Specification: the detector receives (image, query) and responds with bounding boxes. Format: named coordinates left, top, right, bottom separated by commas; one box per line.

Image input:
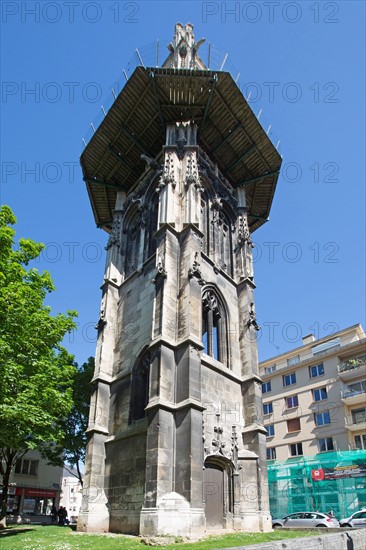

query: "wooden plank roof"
left=81, top=66, right=282, bottom=233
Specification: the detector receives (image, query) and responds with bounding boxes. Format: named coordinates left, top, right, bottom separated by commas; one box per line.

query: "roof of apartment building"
left=259, top=323, right=365, bottom=373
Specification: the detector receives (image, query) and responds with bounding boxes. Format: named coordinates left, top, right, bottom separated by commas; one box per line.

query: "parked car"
left=339, top=509, right=366, bottom=528
left=272, top=512, right=340, bottom=528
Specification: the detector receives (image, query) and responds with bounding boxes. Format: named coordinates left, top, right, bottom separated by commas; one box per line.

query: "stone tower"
left=78, top=23, right=282, bottom=536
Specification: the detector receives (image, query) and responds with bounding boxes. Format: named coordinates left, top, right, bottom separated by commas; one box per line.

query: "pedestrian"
left=51, top=504, right=58, bottom=525
left=58, top=506, right=65, bottom=526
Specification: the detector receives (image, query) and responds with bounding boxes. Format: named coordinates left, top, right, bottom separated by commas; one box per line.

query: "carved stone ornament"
left=166, top=23, right=206, bottom=70
left=124, top=167, right=162, bottom=212
left=95, top=308, right=107, bottom=332
left=248, top=302, right=261, bottom=331
left=153, top=259, right=167, bottom=284
left=203, top=414, right=241, bottom=471
left=157, top=152, right=176, bottom=191
left=237, top=211, right=252, bottom=248
left=176, top=124, right=187, bottom=160
left=185, top=153, right=203, bottom=190
left=188, top=252, right=206, bottom=285
left=105, top=214, right=121, bottom=250
left=140, top=153, right=160, bottom=170
left=202, top=290, right=220, bottom=317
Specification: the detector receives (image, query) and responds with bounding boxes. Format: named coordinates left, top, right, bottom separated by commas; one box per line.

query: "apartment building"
left=59, top=466, right=83, bottom=524
left=4, top=450, right=62, bottom=519
left=259, top=324, right=366, bottom=517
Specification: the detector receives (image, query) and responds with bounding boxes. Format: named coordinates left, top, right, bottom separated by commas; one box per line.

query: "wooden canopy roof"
left=81, top=66, right=282, bottom=233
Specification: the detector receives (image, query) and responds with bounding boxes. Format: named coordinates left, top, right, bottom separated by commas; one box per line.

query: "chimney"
left=302, top=334, right=316, bottom=345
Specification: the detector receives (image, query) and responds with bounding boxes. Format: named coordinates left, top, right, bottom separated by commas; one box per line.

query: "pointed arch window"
left=202, top=289, right=228, bottom=367
left=124, top=206, right=142, bottom=277
left=216, top=209, right=232, bottom=276
left=146, top=191, right=159, bottom=259
left=129, top=354, right=150, bottom=423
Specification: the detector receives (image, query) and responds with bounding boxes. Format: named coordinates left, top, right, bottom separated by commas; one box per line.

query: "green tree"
left=41, top=357, right=94, bottom=485
left=0, top=206, right=77, bottom=527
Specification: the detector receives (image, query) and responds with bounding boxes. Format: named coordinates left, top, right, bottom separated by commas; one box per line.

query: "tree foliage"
left=41, top=357, right=94, bottom=485
left=0, top=206, right=77, bottom=525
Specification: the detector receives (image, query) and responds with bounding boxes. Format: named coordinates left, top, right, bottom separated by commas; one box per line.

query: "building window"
left=287, top=418, right=301, bottom=432
left=309, top=363, right=324, bottom=378
left=318, top=437, right=334, bottom=452
left=315, top=411, right=331, bottom=426
left=263, top=402, right=273, bottom=415
left=262, top=381, right=272, bottom=394
left=283, top=372, right=296, bottom=387
left=202, top=289, right=228, bottom=366
left=266, top=424, right=275, bottom=437
left=354, top=434, right=366, bottom=450
left=285, top=395, right=299, bottom=409
left=211, top=205, right=233, bottom=276
left=313, top=387, right=328, bottom=401
left=14, top=459, right=39, bottom=476
left=287, top=355, right=300, bottom=366
left=267, top=448, right=276, bottom=460
left=290, top=442, right=303, bottom=456
left=265, top=364, right=276, bottom=374
left=129, top=353, right=150, bottom=423
left=351, top=408, right=366, bottom=425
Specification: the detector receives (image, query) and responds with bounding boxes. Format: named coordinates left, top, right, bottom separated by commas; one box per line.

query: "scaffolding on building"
left=267, top=450, right=366, bottom=519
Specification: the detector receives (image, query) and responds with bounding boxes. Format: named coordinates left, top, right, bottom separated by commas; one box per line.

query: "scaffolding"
left=267, top=450, right=366, bottom=519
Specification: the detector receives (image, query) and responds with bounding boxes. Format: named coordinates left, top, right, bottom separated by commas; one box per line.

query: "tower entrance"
left=204, top=462, right=224, bottom=528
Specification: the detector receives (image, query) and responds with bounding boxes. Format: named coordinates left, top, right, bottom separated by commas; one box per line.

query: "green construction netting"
left=267, top=450, right=366, bottom=519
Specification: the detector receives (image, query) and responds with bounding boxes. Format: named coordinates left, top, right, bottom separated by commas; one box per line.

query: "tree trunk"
left=76, top=461, right=83, bottom=487
left=0, top=450, right=15, bottom=529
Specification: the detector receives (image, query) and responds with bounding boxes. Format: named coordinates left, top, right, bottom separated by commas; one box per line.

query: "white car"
left=272, top=512, right=340, bottom=528
left=339, top=509, right=366, bottom=528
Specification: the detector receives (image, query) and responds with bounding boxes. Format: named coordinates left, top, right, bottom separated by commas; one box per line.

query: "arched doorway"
left=203, top=457, right=234, bottom=529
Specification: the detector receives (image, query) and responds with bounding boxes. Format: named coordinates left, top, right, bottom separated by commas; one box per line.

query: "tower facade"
left=78, top=24, right=282, bottom=536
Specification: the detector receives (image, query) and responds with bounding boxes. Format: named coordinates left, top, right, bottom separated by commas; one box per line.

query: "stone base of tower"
left=237, top=511, right=272, bottom=532
left=77, top=501, right=110, bottom=533
left=140, top=493, right=206, bottom=537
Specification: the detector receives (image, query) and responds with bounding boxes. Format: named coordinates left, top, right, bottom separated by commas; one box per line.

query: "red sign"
left=311, top=469, right=325, bottom=481
left=24, top=489, right=57, bottom=497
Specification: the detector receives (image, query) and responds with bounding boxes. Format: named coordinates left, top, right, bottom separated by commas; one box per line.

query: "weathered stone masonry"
left=78, top=23, right=282, bottom=536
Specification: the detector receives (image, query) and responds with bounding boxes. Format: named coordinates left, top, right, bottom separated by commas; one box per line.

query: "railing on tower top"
left=81, top=38, right=282, bottom=155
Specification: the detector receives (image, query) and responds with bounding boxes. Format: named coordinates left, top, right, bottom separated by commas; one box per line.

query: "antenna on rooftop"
left=136, top=48, right=145, bottom=68
left=220, top=53, right=228, bottom=71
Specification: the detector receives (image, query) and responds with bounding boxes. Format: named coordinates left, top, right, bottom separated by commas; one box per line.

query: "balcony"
left=338, top=354, right=366, bottom=380
left=341, top=383, right=366, bottom=406
left=345, top=411, right=366, bottom=432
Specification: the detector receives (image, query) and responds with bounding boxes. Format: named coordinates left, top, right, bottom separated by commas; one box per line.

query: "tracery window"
left=145, top=191, right=159, bottom=259
left=129, top=353, right=150, bottom=423
left=124, top=187, right=159, bottom=277
left=199, top=185, right=234, bottom=278
left=202, top=288, right=228, bottom=366
left=124, top=205, right=142, bottom=278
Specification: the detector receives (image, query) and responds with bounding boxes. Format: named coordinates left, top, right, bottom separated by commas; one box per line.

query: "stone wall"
left=219, top=529, right=366, bottom=550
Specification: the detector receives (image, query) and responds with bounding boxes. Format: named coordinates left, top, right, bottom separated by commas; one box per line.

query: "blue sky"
left=1, top=1, right=365, bottom=363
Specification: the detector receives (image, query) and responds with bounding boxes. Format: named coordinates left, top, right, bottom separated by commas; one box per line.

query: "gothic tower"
left=78, top=23, right=282, bottom=536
